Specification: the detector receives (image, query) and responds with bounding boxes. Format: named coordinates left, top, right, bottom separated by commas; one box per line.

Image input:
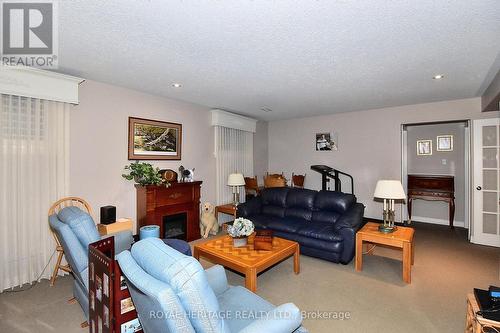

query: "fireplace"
left=136, top=181, right=202, bottom=241
left=163, top=213, right=187, bottom=240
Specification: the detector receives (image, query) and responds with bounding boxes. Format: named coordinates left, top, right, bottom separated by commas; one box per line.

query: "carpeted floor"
left=1, top=222, right=498, bottom=332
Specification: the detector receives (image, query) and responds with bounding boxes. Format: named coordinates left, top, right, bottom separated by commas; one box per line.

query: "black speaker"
left=100, top=206, right=116, bottom=225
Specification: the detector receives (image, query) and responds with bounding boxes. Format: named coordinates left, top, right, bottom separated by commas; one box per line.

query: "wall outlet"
left=441, top=159, right=447, bottom=165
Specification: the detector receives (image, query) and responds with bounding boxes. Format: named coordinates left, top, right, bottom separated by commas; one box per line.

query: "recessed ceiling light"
left=172, top=83, right=182, bottom=88
left=433, top=74, right=444, bottom=80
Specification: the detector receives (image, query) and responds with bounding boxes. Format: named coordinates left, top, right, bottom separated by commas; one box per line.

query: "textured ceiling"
left=57, top=0, right=500, bottom=120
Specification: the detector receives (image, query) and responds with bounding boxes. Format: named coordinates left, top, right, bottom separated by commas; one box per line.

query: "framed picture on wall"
left=315, top=132, right=338, bottom=151
left=436, top=135, right=453, bottom=151
left=416, top=140, right=432, bottom=156
left=128, top=117, right=182, bottom=160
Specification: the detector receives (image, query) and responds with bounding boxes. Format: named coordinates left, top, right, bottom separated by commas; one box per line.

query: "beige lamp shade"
left=374, top=180, right=406, bottom=199
left=227, top=173, right=245, bottom=186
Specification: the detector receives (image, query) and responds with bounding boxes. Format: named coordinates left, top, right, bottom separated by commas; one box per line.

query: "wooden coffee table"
left=193, top=234, right=300, bottom=292
left=355, top=222, right=415, bottom=283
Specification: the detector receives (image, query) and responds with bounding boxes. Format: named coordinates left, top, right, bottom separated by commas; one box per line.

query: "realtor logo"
left=1, top=0, right=58, bottom=68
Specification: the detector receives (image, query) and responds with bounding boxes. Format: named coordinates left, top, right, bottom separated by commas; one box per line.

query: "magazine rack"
left=88, top=237, right=143, bottom=333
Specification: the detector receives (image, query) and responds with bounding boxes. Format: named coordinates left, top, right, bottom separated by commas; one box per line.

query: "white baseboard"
left=410, top=215, right=466, bottom=228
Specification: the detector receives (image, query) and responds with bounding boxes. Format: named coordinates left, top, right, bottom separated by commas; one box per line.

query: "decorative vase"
left=232, top=236, right=248, bottom=247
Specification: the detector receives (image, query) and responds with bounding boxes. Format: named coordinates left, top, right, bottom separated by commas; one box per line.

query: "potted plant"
left=227, top=218, right=255, bottom=247
left=122, top=162, right=170, bottom=187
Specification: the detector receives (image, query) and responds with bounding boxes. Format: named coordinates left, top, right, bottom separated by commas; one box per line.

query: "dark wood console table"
left=407, top=174, right=455, bottom=228
left=136, top=181, right=202, bottom=241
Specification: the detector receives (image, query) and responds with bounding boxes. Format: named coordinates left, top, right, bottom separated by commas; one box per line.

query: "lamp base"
left=378, top=224, right=397, bottom=233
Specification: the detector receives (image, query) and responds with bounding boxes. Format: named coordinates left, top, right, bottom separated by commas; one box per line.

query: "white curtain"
left=214, top=126, right=254, bottom=213
left=0, top=94, right=69, bottom=291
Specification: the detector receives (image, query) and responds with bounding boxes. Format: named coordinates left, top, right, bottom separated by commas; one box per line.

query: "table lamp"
left=228, top=173, right=245, bottom=206
left=374, top=180, right=406, bottom=233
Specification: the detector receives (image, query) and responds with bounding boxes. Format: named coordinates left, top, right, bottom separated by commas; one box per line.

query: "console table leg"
left=293, top=246, right=300, bottom=274
left=407, top=198, right=413, bottom=224
left=449, top=199, right=455, bottom=229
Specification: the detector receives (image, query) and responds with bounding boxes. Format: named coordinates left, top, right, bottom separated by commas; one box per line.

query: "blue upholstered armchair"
left=116, top=238, right=308, bottom=333
left=48, top=206, right=133, bottom=320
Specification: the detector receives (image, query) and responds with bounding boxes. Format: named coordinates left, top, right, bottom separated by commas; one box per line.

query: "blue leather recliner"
left=237, top=188, right=365, bottom=264
left=116, top=238, right=308, bottom=333
left=48, top=206, right=133, bottom=320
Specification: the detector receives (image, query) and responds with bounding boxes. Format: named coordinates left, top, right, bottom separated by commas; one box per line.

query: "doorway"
left=471, top=118, right=500, bottom=247
left=401, top=120, right=470, bottom=231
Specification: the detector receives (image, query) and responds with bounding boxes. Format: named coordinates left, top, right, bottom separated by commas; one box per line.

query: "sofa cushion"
left=285, top=189, right=316, bottom=210
left=296, top=223, right=343, bottom=242
left=314, top=191, right=356, bottom=214
left=131, top=238, right=229, bottom=333
left=273, top=231, right=344, bottom=253
left=285, top=207, right=312, bottom=221
left=311, top=211, right=341, bottom=224
left=58, top=206, right=100, bottom=249
left=266, top=217, right=308, bottom=234
left=262, top=205, right=285, bottom=218
left=261, top=188, right=289, bottom=207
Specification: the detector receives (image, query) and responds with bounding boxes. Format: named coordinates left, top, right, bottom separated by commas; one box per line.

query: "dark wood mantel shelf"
left=136, top=181, right=202, bottom=241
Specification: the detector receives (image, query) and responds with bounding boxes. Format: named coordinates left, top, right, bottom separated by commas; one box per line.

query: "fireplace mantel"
left=135, top=181, right=202, bottom=241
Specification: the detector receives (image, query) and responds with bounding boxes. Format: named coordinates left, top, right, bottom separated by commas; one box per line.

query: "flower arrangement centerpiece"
left=227, top=217, right=255, bottom=247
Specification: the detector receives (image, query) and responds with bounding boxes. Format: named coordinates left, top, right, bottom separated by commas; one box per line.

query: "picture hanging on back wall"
left=128, top=117, right=182, bottom=160
left=436, top=135, right=453, bottom=152
left=316, top=132, right=338, bottom=151
left=416, top=139, right=432, bottom=156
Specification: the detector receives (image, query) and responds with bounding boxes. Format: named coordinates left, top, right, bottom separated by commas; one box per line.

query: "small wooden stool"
left=465, top=293, right=500, bottom=333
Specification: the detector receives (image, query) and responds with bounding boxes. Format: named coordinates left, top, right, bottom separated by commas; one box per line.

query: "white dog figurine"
left=200, top=202, right=219, bottom=238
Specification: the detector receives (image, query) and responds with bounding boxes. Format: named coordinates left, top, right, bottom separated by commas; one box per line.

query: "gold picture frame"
left=128, top=117, right=182, bottom=160
left=436, top=135, right=453, bottom=152
left=416, top=140, right=432, bottom=156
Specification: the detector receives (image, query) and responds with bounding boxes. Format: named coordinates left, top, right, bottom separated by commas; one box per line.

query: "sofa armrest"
left=204, top=265, right=229, bottom=296
left=237, top=197, right=262, bottom=218
left=334, top=203, right=365, bottom=232
left=239, top=303, right=302, bottom=333
left=101, top=230, right=134, bottom=254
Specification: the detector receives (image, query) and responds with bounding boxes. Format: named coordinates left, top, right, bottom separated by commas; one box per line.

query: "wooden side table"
left=355, top=222, right=415, bottom=283
left=215, top=203, right=237, bottom=230
left=465, top=293, right=500, bottom=333
left=97, top=219, right=133, bottom=236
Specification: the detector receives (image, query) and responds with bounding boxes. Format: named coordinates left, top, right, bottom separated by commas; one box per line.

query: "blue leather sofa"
left=117, top=238, right=308, bottom=333
left=237, top=188, right=364, bottom=264
left=48, top=207, right=133, bottom=320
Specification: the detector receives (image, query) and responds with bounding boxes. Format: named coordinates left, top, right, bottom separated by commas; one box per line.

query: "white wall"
left=268, top=97, right=493, bottom=222
left=253, top=120, right=269, bottom=184
left=70, top=80, right=215, bottom=231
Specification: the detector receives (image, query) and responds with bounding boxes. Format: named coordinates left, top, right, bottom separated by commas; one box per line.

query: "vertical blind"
left=0, top=94, right=69, bottom=291
left=214, top=126, right=254, bottom=211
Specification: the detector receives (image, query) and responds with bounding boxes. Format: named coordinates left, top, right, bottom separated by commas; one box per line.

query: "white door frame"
left=400, top=120, right=471, bottom=230
left=471, top=117, right=500, bottom=247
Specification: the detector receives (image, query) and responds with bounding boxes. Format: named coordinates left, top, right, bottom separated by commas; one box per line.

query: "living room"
left=0, top=1, right=499, bottom=333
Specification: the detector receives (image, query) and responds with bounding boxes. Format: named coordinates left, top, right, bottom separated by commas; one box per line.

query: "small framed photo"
left=417, top=140, right=432, bottom=156
left=103, top=273, right=109, bottom=297
left=315, top=132, right=338, bottom=151
left=120, top=297, right=135, bottom=314
left=437, top=135, right=453, bottom=151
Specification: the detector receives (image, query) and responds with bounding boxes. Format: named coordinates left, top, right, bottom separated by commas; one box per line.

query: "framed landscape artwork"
left=128, top=117, right=182, bottom=160
left=416, top=139, right=432, bottom=156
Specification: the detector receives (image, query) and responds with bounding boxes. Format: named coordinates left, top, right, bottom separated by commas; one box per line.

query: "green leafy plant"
left=122, top=162, right=169, bottom=186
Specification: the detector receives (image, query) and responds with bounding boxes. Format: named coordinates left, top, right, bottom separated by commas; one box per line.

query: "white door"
left=472, top=118, right=500, bottom=247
